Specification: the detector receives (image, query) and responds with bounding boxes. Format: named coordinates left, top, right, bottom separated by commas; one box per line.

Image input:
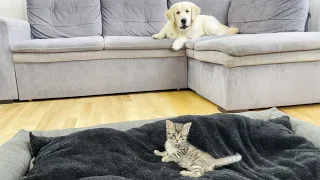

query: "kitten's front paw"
left=172, top=40, right=184, bottom=51
left=180, top=170, right=191, bottom=176
left=161, top=156, right=171, bottom=162
left=154, top=150, right=159, bottom=153
left=152, top=34, right=162, bottom=40
left=180, top=170, right=202, bottom=178
left=154, top=150, right=160, bottom=155
left=154, top=150, right=167, bottom=157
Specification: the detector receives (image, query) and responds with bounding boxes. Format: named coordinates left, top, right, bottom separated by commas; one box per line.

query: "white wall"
left=0, top=0, right=27, bottom=20
left=0, top=0, right=319, bottom=31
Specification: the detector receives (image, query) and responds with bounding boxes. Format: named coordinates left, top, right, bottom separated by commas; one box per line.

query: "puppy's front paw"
left=152, top=34, right=162, bottom=40
left=172, top=40, right=184, bottom=51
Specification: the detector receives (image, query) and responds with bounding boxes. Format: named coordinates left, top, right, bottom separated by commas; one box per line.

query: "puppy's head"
left=166, top=2, right=201, bottom=31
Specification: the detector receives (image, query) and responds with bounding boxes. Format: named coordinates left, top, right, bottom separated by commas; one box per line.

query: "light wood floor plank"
left=0, top=90, right=319, bottom=145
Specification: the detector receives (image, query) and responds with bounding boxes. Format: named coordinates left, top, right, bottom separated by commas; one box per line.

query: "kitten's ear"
left=166, top=120, right=174, bottom=129
left=182, top=122, right=192, bottom=135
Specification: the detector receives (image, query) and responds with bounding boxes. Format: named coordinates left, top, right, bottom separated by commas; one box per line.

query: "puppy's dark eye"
left=186, top=10, right=189, bottom=13
left=176, top=11, right=180, bottom=14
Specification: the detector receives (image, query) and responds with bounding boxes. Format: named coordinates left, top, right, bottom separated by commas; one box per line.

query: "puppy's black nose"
left=181, top=18, right=187, bottom=24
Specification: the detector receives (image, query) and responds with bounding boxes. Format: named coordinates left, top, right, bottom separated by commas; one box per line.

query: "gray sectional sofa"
left=1, top=0, right=318, bottom=111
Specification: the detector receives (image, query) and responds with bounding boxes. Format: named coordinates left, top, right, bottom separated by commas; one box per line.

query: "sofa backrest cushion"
left=27, top=0, right=102, bottom=39
left=101, top=0, right=167, bottom=36
left=168, top=0, right=231, bottom=25
left=228, top=0, right=310, bottom=34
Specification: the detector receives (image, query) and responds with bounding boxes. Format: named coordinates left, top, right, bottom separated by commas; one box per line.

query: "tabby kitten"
left=154, top=120, right=242, bottom=178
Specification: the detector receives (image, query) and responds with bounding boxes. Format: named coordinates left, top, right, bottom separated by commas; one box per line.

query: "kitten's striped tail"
left=214, top=153, right=242, bottom=167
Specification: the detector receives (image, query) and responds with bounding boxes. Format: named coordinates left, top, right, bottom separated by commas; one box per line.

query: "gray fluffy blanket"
left=25, top=114, right=320, bottom=180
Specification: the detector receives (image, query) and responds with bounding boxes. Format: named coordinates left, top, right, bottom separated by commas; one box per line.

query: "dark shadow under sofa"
left=0, top=0, right=318, bottom=112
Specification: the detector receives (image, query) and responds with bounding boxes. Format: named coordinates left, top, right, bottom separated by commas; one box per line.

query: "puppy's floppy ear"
left=191, top=3, right=201, bottom=22
left=166, top=6, right=175, bottom=22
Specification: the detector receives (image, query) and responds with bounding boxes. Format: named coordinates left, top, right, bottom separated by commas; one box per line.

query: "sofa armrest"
left=0, top=17, right=31, bottom=100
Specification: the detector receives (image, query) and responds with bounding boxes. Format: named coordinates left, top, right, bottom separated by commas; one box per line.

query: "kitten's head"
left=166, top=120, right=192, bottom=144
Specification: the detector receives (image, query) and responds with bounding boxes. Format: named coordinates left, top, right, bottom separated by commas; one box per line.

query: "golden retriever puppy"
left=153, top=2, right=239, bottom=51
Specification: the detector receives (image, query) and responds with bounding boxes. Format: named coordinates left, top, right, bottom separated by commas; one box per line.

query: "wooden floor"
left=0, top=90, right=319, bottom=145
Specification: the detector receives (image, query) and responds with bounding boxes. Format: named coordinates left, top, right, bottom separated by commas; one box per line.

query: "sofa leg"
left=0, top=100, right=14, bottom=104
left=218, top=106, right=249, bottom=113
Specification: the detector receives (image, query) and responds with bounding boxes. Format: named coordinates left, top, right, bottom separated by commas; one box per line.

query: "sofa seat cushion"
left=104, top=36, right=236, bottom=50
left=13, top=49, right=185, bottom=63
left=188, top=49, right=320, bottom=68
left=11, top=36, right=104, bottom=53
left=104, top=36, right=175, bottom=50
left=194, top=32, right=320, bottom=56
left=186, top=35, right=235, bottom=50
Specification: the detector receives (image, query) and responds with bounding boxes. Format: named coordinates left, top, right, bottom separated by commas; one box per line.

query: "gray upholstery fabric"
left=27, top=0, right=102, bottom=39
left=104, top=36, right=175, bottom=50
left=239, top=107, right=320, bottom=148
left=194, top=32, right=320, bottom=56
left=11, top=36, right=104, bottom=53
left=15, top=57, right=188, bottom=100
left=188, top=49, right=320, bottom=68
left=168, top=0, right=231, bottom=25
left=0, top=17, right=31, bottom=100
left=269, top=108, right=320, bottom=148
left=13, top=50, right=185, bottom=63
left=309, top=0, right=320, bottom=32
left=0, top=130, right=31, bottom=180
left=228, top=0, right=310, bottom=34
left=186, top=35, right=235, bottom=50
left=188, top=58, right=228, bottom=109
left=188, top=58, right=320, bottom=111
left=186, top=49, right=195, bottom=59
left=101, top=0, right=167, bottom=36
